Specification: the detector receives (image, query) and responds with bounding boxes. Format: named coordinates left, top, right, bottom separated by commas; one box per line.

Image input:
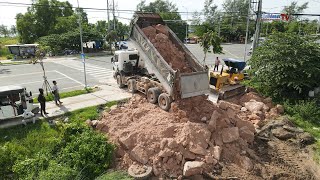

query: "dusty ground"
left=90, top=91, right=320, bottom=179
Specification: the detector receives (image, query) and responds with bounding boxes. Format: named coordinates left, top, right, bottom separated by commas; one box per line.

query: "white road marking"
left=54, top=70, right=85, bottom=86
left=8, top=77, right=67, bottom=86
left=53, top=60, right=114, bottom=81
left=223, top=49, right=240, bottom=59
left=0, top=70, right=55, bottom=79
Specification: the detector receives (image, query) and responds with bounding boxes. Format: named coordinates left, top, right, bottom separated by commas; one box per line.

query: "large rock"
left=271, top=127, right=294, bottom=140
left=183, top=161, right=204, bottom=177
left=236, top=155, right=254, bottom=171
left=130, top=145, right=149, bottom=164
left=205, top=155, right=218, bottom=165
left=219, top=100, right=242, bottom=111
left=189, top=142, right=208, bottom=156
left=158, top=148, right=174, bottom=158
left=236, top=119, right=255, bottom=133
left=208, top=110, right=220, bottom=132
left=239, top=126, right=255, bottom=143
left=221, top=127, right=240, bottom=143
left=276, top=104, right=285, bottom=114
left=212, top=146, right=222, bottom=161
left=244, top=100, right=265, bottom=113
left=119, top=133, right=137, bottom=150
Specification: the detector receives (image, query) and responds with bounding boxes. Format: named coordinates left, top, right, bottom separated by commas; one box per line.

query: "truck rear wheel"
left=116, top=74, right=124, bottom=88
left=147, top=87, right=161, bottom=104
left=158, top=93, right=172, bottom=111
left=128, top=79, right=137, bottom=93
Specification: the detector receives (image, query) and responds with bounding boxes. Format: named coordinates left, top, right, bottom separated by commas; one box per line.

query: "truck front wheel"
left=147, top=87, right=161, bottom=104
left=116, top=74, right=125, bottom=88
left=158, top=93, right=172, bottom=111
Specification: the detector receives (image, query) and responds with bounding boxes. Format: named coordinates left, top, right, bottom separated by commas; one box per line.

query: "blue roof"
left=222, top=58, right=246, bottom=71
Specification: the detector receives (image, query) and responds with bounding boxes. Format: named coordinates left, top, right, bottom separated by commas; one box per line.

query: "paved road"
left=0, top=43, right=250, bottom=95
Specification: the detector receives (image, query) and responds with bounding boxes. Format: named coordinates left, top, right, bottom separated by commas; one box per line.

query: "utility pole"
left=186, top=9, right=188, bottom=43
left=317, top=16, right=320, bottom=35
left=218, top=16, right=221, bottom=37
left=252, top=0, right=262, bottom=54
left=76, top=0, right=87, bottom=88
left=244, top=0, right=251, bottom=61
left=107, top=0, right=110, bottom=31
left=112, top=0, right=116, bottom=30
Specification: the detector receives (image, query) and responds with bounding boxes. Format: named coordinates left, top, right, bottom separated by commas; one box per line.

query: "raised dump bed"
left=112, top=13, right=209, bottom=110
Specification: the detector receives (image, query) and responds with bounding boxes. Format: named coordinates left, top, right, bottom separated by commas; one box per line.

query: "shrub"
left=57, top=127, right=114, bottom=179
left=12, top=153, right=50, bottom=179
left=285, top=100, right=320, bottom=125
left=38, top=161, right=78, bottom=180
left=6, top=54, right=13, bottom=59
left=96, top=171, right=133, bottom=180
left=249, top=33, right=320, bottom=101
left=0, top=143, right=29, bottom=179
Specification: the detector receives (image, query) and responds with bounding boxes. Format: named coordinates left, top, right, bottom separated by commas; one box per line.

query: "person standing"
left=214, top=57, right=220, bottom=72
left=38, top=88, right=48, bottom=116
left=52, top=80, right=62, bottom=106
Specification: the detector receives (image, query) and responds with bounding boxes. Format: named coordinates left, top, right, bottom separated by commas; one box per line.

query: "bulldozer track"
left=268, top=140, right=316, bottom=180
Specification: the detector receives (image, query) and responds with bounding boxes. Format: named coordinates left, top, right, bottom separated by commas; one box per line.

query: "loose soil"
left=142, top=24, right=194, bottom=73
left=95, top=92, right=320, bottom=179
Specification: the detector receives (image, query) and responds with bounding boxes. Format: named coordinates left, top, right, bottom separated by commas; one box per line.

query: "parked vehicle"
left=111, top=13, right=209, bottom=111
left=0, top=86, right=39, bottom=120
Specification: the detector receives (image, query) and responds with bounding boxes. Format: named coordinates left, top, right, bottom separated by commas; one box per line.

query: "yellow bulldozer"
left=209, top=58, right=247, bottom=100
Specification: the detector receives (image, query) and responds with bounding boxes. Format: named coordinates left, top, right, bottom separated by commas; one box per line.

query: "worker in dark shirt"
left=37, top=88, right=48, bottom=116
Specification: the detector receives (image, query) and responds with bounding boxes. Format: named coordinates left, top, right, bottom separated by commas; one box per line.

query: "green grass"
left=96, top=171, right=133, bottom=180
left=0, top=37, right=18, bottom=60
left=33, top=88, right=94, bottom=103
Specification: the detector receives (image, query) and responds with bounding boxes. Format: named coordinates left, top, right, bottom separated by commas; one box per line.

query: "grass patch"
left=0, top=102, right=118, bottom=179
left=284, top=100, right=320, bottom=163
left=0, top=37, right=18, bottom=60
left=96, top=171, right=133, bottom=180
left=33, top=88, right=93, bottom=103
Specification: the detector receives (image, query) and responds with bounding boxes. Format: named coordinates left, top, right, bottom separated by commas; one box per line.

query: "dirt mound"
left=93, top=92, right=316, bottom=179
left=142, top=24, right=194, bottom=73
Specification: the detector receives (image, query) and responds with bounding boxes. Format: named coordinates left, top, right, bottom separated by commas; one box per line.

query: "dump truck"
left=112, top=13, right=209, bottom=110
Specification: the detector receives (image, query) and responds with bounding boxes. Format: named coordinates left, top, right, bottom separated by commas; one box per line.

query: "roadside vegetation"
left=246, top=32, right=320, bottom=161
left=0, top=101, right=126, bottom=179
left=0, top=37, right=18, bottom=60
left=33, top=88, right=94, bottom=103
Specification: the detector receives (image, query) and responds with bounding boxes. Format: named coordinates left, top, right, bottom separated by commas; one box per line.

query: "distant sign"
left=262, top=13, right=289, bottom=21
left=81, top=53, right=85, bottom=63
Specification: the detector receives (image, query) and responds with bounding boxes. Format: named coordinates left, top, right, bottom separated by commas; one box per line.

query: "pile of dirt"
left=92, top=91, right=317, bottom=179
left=93, top=92, right=272, bottom=178
left=141, top=24, right=194, bottom=73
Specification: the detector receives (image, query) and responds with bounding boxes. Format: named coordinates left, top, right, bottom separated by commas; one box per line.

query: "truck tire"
left=147, top=87, right=161, bottom=104
left=116, top=74, right=125, bottom=88
left=158, top=93, right=172, bottom=111
left=128, top=79, right=137, bottom=93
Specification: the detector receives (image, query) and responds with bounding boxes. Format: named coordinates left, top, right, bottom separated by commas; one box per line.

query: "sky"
left=0, top=0, right=319, bottom=27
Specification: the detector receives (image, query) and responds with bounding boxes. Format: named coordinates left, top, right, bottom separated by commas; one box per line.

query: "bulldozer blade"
left=208, top=91, right=219, bottom=104
left=219, top=84, right=246, bottom=100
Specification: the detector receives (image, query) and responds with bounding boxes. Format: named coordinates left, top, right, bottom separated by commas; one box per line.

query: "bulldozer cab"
left=210, top=58, right=246, bottom=88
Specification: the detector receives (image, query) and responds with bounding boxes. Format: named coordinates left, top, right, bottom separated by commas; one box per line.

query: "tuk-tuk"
left=0, top=86, right=39, bottom=120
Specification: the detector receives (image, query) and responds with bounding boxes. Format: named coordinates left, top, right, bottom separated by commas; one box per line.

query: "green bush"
left=6, top=54, right=13, bottom=59
left=0, top=143, right=28, bottom=179
left=249, top=33, right=320, bottom=101
left=285, top=100, right=320, bottom=125
left=38, top=161, right=78, bottom=180
left=57, top=128, right=114, bottom=179
left=12, top=153, right=50, bottom=179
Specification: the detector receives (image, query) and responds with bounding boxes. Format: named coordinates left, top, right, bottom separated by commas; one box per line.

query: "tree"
left=10, top=25, right=17, bottom=36
left=249, top=33, right=320, bottom=100
left=16, top=0, right=78, bottom=43
left=282, top=1, right=308, bottom=21
left=0, top=25, right=10, bottom=37
left=200, top=30, right=223, bottom=63
left=136, top=0, right=186, bottom=41
left=203, top=0, right=218, bottom=25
